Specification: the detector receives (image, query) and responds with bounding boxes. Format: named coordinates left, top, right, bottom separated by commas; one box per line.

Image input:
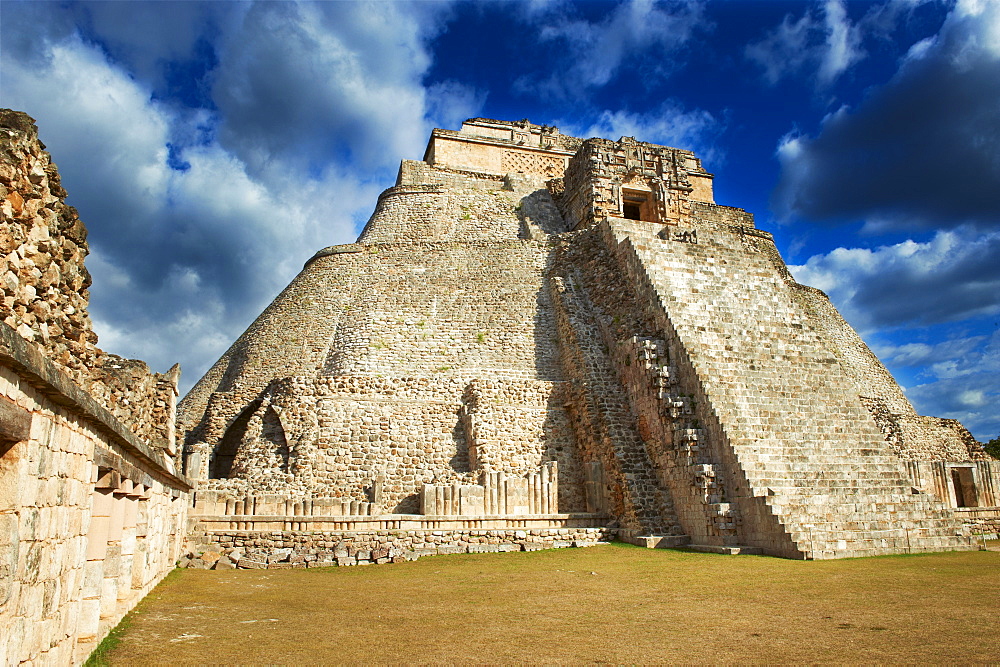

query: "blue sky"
left=1, top=0, right=997, bottom=440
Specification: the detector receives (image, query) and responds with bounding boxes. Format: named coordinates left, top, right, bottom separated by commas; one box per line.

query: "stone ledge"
left=192, top=512, right=610, bottom=533
left=0, top=321, right=191, bottom=490
left=686, top=544, right=765, bottom=556
left=619, top=534, right=691, bottom=549
left=304, top=243, right=365, bottom=267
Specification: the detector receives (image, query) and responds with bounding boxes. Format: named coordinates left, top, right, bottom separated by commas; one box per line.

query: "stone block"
left=199, top=550, right=222, bottom=564
left=0, top=513, right=18, bottom=606
left=459, top=485, right=485, bottom=515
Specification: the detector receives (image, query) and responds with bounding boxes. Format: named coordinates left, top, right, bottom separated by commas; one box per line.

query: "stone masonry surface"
left=0, top=109, right=190, bottom=664
left=0, top=110, right=180, bottom=459
left=178, top=117, right=996, bottom=565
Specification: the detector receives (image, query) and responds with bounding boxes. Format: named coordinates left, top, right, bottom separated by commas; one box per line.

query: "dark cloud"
left=853, top=231, right=1000, bottom=327
left=791, top=228, right=1000, bottom=330
left=0, top=1, right=476, bottom=393
left=774, top=2, right=1000, bottom=231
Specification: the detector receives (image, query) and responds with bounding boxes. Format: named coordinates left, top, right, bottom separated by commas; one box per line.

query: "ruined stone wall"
left=897, top=415, right=985, bottom=461
left=424, top=119, right=578, bottom=179
left=180, top=239, right=564, bottom=456
left=358, top=185, right=524, bottom=243
left=559, top=137, right=713, bottom=231
left=0, top=110, right=178, bottom=455
left=185, top=526, right=611, bottom=570
left=0, top=322, right=188, bottom=664
left=191, top=374, right=586, bottom=515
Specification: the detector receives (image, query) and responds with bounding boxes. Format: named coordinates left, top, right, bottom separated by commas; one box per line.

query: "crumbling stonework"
left=0, top=109, right=190, bottom=664
left=0, top=110, right=180, bottom=458
left=0, top=304, right=189, bottom=664
left=180, top=117, right=996, bottom=563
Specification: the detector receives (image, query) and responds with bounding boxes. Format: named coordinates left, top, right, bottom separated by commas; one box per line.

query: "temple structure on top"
left=178, top=118, right=997, bottom=560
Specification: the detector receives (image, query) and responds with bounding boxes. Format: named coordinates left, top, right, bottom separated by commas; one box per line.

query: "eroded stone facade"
left=0, top=110, right=190, bottom=664
left=180, top=117, right=997, bottom=564
left=0, top=110, right=180, bottom=457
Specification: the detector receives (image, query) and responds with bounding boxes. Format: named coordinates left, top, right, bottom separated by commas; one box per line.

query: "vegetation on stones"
left=985, top=436, right=1000, bottom=459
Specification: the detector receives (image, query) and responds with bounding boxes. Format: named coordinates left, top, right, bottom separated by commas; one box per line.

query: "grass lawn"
left=98, top=543, right=999, bottom=664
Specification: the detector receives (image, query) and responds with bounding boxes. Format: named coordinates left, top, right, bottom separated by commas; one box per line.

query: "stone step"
left=753, top=483, right=921, bottom=497
left=746, top=470, right=912, bottom=484
left=799, top=540, right=972, bottom=556
left=793, top=528, right=971, bottom=544
left=789, top=528, right=967, bottom=544
left=804, top=541, right=977, bottom=560
left=766, top=499, right=955, bottom=515
left=738, top=456, right=904, bottom=468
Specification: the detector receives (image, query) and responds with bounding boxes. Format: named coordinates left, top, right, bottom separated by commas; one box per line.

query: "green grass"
left=100, top=544, right=1000, bottom=664
left=85, top=568, right=184, bottom=666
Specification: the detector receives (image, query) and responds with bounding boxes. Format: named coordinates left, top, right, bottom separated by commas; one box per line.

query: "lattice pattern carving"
left=501, top=149, right=564, bottom=178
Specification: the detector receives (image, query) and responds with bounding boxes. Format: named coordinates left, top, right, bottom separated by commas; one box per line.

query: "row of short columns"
left=77, top=469, right=149, bottom=659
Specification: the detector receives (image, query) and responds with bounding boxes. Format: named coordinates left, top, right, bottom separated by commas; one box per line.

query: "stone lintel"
left=0, top=321, right=191, bottom=490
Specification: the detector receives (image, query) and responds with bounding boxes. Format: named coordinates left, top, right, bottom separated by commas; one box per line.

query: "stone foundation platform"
left=185, top=524, right=614, bottom=569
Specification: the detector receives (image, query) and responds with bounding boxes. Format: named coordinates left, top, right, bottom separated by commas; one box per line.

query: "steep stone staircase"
left=548, top=272, right=687, bottom=542
left=606, top=219, right=974, bottom=558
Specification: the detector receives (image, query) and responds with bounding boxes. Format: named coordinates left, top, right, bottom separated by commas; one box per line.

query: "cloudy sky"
left=1, top=0, right=997, bottom=440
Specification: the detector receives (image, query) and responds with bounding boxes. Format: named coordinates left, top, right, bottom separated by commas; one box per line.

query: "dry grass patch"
left=102, top=544, right=1000, bottom=664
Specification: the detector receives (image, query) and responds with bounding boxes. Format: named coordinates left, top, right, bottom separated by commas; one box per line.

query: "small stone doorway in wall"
left=950, top=465, right=978, bottom=508
left=621, top=189, right=654, bottom=222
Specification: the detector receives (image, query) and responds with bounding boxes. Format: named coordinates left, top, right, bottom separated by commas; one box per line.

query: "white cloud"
left=789, top=228, right=1000, bottom=333
left=0, top=1, right=478, bottom=394
left=746, top=0, right=864, bottom=86
left=519, top=0, right=709, bottom=97
left=563, top=103, right=723, bottom=165
left=819, top=0, right=865, bottom=84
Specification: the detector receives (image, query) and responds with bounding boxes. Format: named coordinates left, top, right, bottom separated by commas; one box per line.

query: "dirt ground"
left=99, top=543, right=1000, bottom=664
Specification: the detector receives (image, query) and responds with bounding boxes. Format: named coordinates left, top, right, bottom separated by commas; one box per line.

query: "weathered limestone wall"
left=180, top=240, right=565, bottom=457
left=358, top=184, right=524, bottom=243
left=558, top=137, right=714, bottom=232
left=424, top=119, right=578, bottom=179
left=0, top=110, right=179, bottom=456
left=598, top=213, right=972, bottom=557
left=0, top=322, right=189, bottom=665
left=190, top=375, right=586, bottom=514
left=183, top=525, right=611, bottom=570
